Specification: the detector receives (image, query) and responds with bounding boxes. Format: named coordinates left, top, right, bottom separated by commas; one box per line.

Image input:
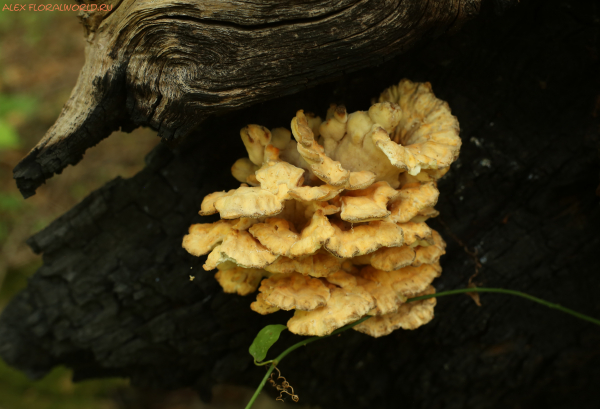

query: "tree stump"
left=2, top=0, right=599, bottom=408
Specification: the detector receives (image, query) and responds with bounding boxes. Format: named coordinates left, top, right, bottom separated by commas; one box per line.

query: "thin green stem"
left=253, top=359, right=274, bottom=366
left=245, top=364, right=277, bottom=409
left=245, top=287, right=600, bottom=408
left=411, top=287, right=600, bottom=326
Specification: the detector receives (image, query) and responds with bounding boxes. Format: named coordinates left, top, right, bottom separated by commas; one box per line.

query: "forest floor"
left=0, top=3, right=293, bottom=409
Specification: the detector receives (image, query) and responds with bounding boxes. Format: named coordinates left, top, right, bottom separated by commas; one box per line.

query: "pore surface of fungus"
left=182, top=79, right=460, bottom=337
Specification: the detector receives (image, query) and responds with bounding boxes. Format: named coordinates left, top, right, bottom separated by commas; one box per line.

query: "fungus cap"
left=325, top=270, right=358, bottom=288
left=377, top=79, right=461, bottom=175
left=388, top=263, right=441, bottom=297
left=256, top=160, right=305, bottom=195
left=399, top=222, right=434, bottom=247
left=249, top=218, right=299, bottom=257
left=231, top=158, right=259, bottom=185
left=251, top=293, right=281, bottom=315
left=182, top=220, right=234, bottom=257
left=353, top=245, right=416, bottom=271
left=289, top=210, right=336, bottom=257
left=389, top=182, right=439, bottom=224
left=241, top=124, right=272, bottom=165
left=288, top=184, right=343, bottom=202
left=325, top=220, right=404, bottom=258
left=258, top=273, right=331, bottom=311
left=291, top=110, right=377, bottom=190
left=265, top=251, right=342, bottom=278
left=199, top=190, right=233, bottom=216
left=287, top=286, right=375, bottom=336
left=214, top=267, right=266, bottom=296
left=353, top=271, right=406, bottom=316
left=413, top=230, right=446, bottom=266
left=213, top=186, right=285, bottom=219
left=353, top=286, right=436, bottom=337
left=340, top=181, right=399, bottom=222
left=204, top=230, right=278, bottom=270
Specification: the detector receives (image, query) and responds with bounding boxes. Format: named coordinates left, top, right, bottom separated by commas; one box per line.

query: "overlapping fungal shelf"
left=183, top=79, right=461, bottom=337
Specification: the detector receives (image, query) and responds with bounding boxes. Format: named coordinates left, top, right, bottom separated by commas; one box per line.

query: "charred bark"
left=2, top=0, right=600, bottom=408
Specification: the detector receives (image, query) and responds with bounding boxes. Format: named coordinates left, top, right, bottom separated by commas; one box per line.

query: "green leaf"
left=249, top=324, right=287, bottom=362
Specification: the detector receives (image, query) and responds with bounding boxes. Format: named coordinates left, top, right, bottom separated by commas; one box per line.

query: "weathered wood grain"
left=13, top=0, right=482, bottom=197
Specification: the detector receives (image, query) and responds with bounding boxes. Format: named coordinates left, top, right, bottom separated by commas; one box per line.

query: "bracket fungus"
left=183, top=79, right=460, bottom=337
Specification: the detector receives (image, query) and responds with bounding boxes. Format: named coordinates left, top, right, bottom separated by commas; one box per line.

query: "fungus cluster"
left=183, top=79, right=460, bottom=337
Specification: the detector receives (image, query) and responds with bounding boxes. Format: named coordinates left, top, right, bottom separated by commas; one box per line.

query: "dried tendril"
left=268, top=366, right=299, bottom=403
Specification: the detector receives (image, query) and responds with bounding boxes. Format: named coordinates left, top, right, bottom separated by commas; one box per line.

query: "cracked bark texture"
left=2, top=0, right=600, bottom=408
left=12, top=0, right=483, bottom=198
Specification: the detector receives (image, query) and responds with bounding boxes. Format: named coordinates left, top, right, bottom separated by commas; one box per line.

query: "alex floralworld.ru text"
left=2, top=3, right=113, bottom=12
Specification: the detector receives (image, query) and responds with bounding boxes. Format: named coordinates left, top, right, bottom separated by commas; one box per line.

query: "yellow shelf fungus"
left=183, top=79, right=460, bottom=337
